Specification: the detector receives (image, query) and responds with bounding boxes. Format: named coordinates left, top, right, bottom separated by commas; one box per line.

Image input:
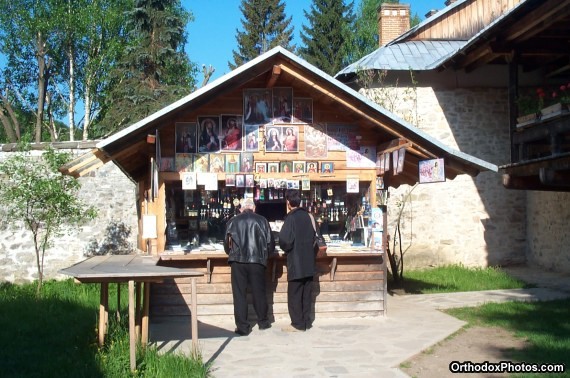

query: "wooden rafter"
left=266, top=65, right=281, bottom=88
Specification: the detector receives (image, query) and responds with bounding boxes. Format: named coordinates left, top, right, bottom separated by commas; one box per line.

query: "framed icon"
left=321, top=162, right=334, bottom=173
left=255, top=162, right=267, bottom=173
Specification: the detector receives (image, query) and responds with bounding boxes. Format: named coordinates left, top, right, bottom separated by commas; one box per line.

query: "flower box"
left=541, top=102, right=562, bottom=117
left=516, top=113, right=538, bottom=126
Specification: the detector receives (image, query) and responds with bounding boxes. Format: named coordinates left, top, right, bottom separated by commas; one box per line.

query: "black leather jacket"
left=224, top=210, right=275, bottom=267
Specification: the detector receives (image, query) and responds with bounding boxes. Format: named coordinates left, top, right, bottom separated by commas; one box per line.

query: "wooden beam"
left=376, top=138, right=411, bottom=155
left=266, top=65, right=281, bottom=88
left=539, top=167, right=570, bottom=187
left=59, top=149, right=110, bottom=176
left=502, top=173, right=570, bottom=192
left=504, top=1, right=570, bottom=43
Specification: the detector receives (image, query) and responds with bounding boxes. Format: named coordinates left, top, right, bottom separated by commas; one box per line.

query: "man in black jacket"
left=224, top=198, right=275, bottom=336
left=279, top=189, right=316, bottom=332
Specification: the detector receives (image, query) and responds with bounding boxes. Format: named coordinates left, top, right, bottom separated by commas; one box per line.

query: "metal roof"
left=335, top=0, right=529, bottom=79
left=336, top=40, right=467, bottom=76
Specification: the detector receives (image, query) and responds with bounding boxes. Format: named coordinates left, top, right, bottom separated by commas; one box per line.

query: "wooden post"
left=191, top=277, right=199, bottom=353
left=135, top=282, right=142, bottom=339
left=116, top=283, right=121, bottom=321
left=141, top=282, right=150, bottom=346
left=98, top=282, right=109, bottom=346
left=129, top=280, right=136, bottom=372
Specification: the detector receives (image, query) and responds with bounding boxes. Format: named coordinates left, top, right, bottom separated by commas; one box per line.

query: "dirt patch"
left=400, top=326, right=530, bottom=378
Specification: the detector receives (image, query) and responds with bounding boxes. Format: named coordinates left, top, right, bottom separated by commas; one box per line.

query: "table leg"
left=129, top=280, right=136, bottom=372
left=135, top=282, right=142, bottom=339
left=141, top=282, right=150, bottom=346
left=98, top=282, right=109, bottom=347
left=191, top=277, right=198, bottom=352
left=116, top=283, right=121, bottom=321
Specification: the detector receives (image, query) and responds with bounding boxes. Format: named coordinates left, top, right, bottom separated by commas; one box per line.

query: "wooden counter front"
left=150, top=250, right=386, bottom=323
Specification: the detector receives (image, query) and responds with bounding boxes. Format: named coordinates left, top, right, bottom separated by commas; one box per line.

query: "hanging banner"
left=396, top=147, right=406, bottom=174
left=419, top=158, right=446, bottom=183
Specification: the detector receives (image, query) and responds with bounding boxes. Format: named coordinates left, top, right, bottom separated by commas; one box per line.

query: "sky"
left=183, top=0, right=446, bottom=84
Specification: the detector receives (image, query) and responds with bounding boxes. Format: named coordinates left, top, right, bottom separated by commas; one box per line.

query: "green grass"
left=447, top=300, right=570, bottom=378
left=389, top=264, right=532, bottom=294
left=0, top=279, right=210, bottom=377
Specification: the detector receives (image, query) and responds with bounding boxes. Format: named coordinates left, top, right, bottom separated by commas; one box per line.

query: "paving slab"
left=150, top=267, right=570, bottom=377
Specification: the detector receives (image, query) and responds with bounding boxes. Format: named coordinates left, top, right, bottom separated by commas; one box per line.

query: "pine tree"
left=298, top=0, right=355, bottom=76
left=348, top=0, right=421, bottom=64
left=229, top=0, right=294, bottom=70
left=96, top=0, right=196, bottom=136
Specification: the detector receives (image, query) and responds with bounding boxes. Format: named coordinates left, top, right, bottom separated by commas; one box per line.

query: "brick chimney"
left=378, top=3, right=410, bottom=47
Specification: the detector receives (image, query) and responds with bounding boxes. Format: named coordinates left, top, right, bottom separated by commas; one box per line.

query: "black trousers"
left=287, top=276, right=314, bottom=330
left=230, top=262, right=269, bottom=332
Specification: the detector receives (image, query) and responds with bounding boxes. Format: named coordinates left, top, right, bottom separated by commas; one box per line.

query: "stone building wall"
left=0, top=147, right=138, bottom=283
left=378, top=87, right=528, bottom=269
left=527, top=191, right=570, bottom=272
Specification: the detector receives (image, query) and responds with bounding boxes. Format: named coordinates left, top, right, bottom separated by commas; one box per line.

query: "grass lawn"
left=389, top=264, right=532, bottom=294
left=448, top=300, right=570, bottom=377
left=0, top=279, right=210, bottom=377
left=395, top=265, right=569, bottom=377
left=1, top=265, right=566, bottom=377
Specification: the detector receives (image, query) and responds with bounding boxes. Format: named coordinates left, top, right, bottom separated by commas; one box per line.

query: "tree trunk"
left=0, top=105, right=18, bottom=143
left=67, top=43, right=76, bottom=141
left=35, top=31, right=48, bottom=143
left=0, top=92, right=21, bottom=142
left=45, top=92, right=58, bottom=141
left=83, top=75, right=92, bottom=140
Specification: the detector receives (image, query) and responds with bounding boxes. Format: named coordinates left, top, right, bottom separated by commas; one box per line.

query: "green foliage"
left=0, top=0, right=134, bottom=142
left=298, top=0, right=355, bottom=76
left=230, top=0, right=294, bottom=70
left=346, top=0, right=390, bottom=62
left=95, top=0, right=197, bottom=137
left=0, top=279, right=211, bottom=376
left=0, top=143, right=97, bottom=294
left=447, top=299, right=570, bottom=373
left=390, top=264, right=530, bottom=294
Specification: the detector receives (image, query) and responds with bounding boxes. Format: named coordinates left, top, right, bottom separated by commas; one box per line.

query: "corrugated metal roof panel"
left=336, top=40, right=467, bottom=76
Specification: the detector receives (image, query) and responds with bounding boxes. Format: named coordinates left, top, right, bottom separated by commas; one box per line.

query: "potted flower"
left=516, top=88, right=544, bottom=124
left=558, top=83, right=570, bottom=110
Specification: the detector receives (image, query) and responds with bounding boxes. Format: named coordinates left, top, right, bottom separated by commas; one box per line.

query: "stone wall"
left=527, top=191, right=570, bottom=272
left=0, top=147, right=138, bottom=283
left=378, top=87, right=528, bottom=269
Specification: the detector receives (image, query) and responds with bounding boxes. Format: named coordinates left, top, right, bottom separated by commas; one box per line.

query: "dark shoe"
left=234, top=328, right=251, bottom=336
left=258, top=322, right=272, bottom=330
left=281, top=324, right=305, bottom=332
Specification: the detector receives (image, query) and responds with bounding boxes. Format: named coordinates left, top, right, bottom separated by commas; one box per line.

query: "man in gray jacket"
left=279, top=189, right=316, bottom=332
left=224, top=198, right=275, bottom=336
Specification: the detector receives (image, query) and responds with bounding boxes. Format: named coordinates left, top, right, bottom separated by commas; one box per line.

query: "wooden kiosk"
left=150, top=86, right=388, bottom=321
left=61, top=47, right=494, bottom=323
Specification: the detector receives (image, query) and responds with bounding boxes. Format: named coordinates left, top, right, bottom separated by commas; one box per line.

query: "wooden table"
left=59, top=254, right=203, bottom=371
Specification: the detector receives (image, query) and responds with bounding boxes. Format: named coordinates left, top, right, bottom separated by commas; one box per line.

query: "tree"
left=298, top=0, right=355, bottom=76
left=346, top=0, right=422, bottom=64
left=0, top=0, right=65, bottom=143
left=0, top=0, right=135, bottom=143
left=77, top=0, right=133, bottom=140
left=229, top=0, right=294, bottom=70
left=95, top=0, right=197, bottom=137
left=0, top=142, right=97, bottom=295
